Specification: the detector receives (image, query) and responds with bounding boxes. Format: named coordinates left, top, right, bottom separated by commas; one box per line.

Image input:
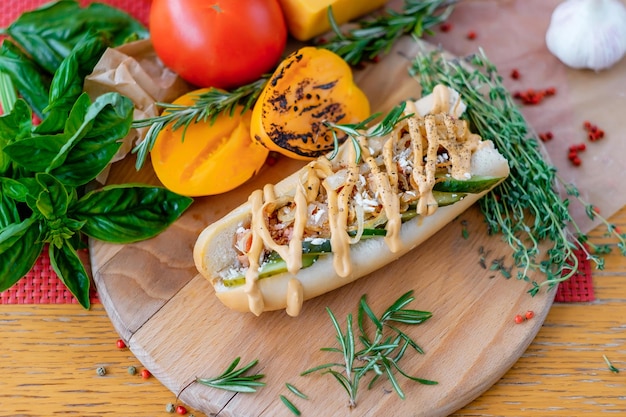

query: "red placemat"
left=0, top=0, right=593, bottom=304
left=0, top=246, right=99, bottom=305
left=554, top=245, right=595, bottom=303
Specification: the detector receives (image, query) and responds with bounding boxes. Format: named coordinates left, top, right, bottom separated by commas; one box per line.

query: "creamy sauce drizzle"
left=240, top=85, right=482, bottom=316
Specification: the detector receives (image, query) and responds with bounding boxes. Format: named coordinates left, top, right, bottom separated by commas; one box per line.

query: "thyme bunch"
left=409, top=48, right=626, bottom=294
left=130, top=76, right=269, bottom=169
left=302, top=291, right=436, bottom=408
left=320, top=0, right=457, bottom=66
left=195, top=357, right=266, bottom=393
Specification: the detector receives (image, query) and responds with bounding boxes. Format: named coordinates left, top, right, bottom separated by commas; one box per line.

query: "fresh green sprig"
left=320, top=0, right=457, bottom=66
left=131, top=76, right=269, bottom=170
left=302, top=291, right=436, bottom=408
left=196, top=357, right=266, bottom=393
left=324, top=102, right=410, bottom=162
left=409, top=47, right=626, bottom=294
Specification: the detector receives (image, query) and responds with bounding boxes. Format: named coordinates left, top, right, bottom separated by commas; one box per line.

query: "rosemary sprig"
left=320, top=0, right=457, bottom=66
left=130, top=75, right=269, bottom=169
left=409, top=47, right=626, bottom=294
left=195, top=357, right=266, bottom=393
left=324, top=102, right=410, bottom=162
left=302, top=291, right=436, bottom=408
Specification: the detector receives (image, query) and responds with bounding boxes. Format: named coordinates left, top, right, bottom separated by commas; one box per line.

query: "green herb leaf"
left=36, top=30, right=110, bottom=134
left=0, top=71, right=18, bottom=114
left=49, top=237, right=91, bottom=308
left=4, top=93, right=132, bottom=186
left=0, top=183, right=20, bottom=227
left=0, top=98, right=33, bottom=145
left=0, top=41, right=50, bottom=118
left=0, top=217, right=44, bottom=291
left=51, top=92, right=132, bottom=186
left=285, top=383, right=308, bottom=399
left=4, top=0, right=148, bottom=75
left=603, top=354, right=620, bottom=373
left=68, top=184, right=193, bottom=244
left=34, top=173, right=70, bottom=220
left=279, top=395, right=302, bottom=416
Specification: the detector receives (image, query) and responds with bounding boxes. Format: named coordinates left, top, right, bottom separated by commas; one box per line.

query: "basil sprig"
left=0, top=1, right=191, bottom=308
left=0, top=93, right=193, bottom=308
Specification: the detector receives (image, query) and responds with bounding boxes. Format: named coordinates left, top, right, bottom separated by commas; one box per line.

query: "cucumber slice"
left=432, top=190, right=467, bottom=206
left=302, top=239, right=332, bottom=254
left=433, top=175, right=503, bottom=194
left=222, top=254, right=319, bottom=287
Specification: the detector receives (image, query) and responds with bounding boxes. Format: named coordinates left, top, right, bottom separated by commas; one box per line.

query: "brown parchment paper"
left=84, top=0, right=625, bottom=234
left=83, top=39, right=191, bottom=180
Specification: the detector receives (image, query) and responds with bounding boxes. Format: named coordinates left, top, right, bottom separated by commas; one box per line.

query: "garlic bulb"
left=545, top=0, right=626, bottom=71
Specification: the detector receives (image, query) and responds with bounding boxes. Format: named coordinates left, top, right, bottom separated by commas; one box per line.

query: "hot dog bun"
left=193, top=86, right=510, bottom=316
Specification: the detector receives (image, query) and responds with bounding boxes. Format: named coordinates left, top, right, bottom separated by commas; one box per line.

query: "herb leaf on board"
left=69, top=185, right=193, bottom=244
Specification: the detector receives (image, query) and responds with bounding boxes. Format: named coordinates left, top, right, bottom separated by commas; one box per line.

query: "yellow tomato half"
left=151, top=89, right=269, bottom=196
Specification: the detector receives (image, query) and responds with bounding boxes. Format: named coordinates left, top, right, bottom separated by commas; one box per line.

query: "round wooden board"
left=90, top=37, right=554, bottom=417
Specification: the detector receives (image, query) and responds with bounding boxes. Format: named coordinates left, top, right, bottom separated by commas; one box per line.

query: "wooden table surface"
left=1, top=203, right=625, bottom=417
left=2, top=1, right=626, bottom=415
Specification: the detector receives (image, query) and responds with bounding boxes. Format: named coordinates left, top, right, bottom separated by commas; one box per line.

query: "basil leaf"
left=51, top=92, right=132, bottom=186
left=0, top=99, right=34, bottom=176
left=0, top=188, right=20, bottom=227
left=49, top=238, right=91, bottom=309
left=36, top=30, right=110, bottom=134
left=0, top=41, right=50, bottom=118
left=4, top=0, right=148, bottom=75
left=34, top=173, right=70, bottom=220
left=0, top=177, right=30, bottom=203
left=0, top=98, right=33, bottom=145
left=3, top=133, right=67, bottom=173
left=69, top=185, right=193, bottom=244
left=0, top=216, right=44, bottom=291
left=4, top=92, right=132, bottom=186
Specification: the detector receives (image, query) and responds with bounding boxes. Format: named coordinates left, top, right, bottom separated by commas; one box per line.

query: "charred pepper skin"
left=251, top=47, right=370, bottom=160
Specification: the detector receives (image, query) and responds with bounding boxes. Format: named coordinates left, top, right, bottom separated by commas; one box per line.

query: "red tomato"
left=149, top=0, right=287, bottom=89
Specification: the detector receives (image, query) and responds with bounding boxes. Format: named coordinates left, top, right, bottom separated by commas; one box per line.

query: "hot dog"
left=193, top=85, right=510, bottom=316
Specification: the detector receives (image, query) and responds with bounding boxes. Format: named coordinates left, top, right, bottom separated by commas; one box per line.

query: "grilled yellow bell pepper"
left=250, top=47, right=370, bottom=160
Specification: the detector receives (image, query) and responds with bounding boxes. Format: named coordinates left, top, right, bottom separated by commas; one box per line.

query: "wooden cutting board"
left=90, top=36, right=554, bottom=417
